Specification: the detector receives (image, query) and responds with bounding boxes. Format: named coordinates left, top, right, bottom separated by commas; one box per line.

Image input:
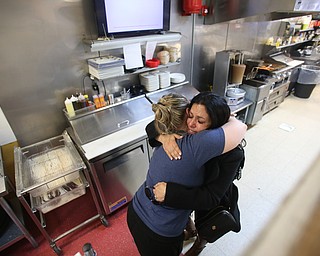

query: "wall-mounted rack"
left=83, top=32, right=182, bottom=52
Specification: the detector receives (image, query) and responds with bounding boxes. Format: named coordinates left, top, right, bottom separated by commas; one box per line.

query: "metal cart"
left=14, top=131, right=108, bottom=255
left=0, top=148, right=38, bottom=252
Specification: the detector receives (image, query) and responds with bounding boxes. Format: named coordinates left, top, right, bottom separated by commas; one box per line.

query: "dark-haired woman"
left=147, top=92, right=245, bottom=255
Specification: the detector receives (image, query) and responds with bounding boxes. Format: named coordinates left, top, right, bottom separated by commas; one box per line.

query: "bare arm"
left=221, top=116, right=247, bottom=153
left=157, top=134, right=182, bottom=160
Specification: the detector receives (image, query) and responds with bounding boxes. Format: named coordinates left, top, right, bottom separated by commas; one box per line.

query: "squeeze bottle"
left=64, top=97, right=75, bottom=117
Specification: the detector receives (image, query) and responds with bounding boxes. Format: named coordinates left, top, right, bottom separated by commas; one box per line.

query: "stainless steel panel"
left=89, top=139, right=149, bottom=214
left=204, top=0, right=319, bottom=25
left=250, top=99, right=267, bottom=125
left=241, top=82, right=272, bottom=101
left=0, top=0, right=191, bottom=147
left=69, top=97, right=154, bottom=145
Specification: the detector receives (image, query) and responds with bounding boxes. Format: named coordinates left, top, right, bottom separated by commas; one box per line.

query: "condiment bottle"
left=64, top=97, right=75, bottom=117
left=78, top=93, right=86, bottom=108
left=98, top=94, right=106, bottom=107
left=84, top=94, right=90, bottom=106
left=70, top=95, right=80, bottom=110
left=93, top=95, right=101, bottom=109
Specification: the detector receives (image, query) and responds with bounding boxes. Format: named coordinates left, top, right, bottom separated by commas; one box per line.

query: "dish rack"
left=14, top=131, right=108, bottom=255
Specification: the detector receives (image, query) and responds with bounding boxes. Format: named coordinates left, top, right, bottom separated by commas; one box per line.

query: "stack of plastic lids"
left=159, top=71, right=171, bottom=89
left=88, top=56, right=125, bottom=80
left=139, top=72, right=160, bottom=92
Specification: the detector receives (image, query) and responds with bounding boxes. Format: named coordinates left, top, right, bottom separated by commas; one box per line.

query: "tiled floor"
left=184, top=85, right=320, bottom=256
left=3, top=85, right=320, bottom=256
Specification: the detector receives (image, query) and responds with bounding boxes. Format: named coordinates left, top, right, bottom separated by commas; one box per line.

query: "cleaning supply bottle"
left=64, top=97, right=75, bottom=117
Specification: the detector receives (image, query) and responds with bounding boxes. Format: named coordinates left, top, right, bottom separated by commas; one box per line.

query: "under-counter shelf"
left=30, top=172, right=87, bottom=214
left=84, top=32, right=182, bottom=52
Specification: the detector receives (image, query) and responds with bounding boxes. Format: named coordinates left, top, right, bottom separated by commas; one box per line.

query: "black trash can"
left=294, top=65, right=320, bottom=99
left=294, top=83, right=316, bottom=98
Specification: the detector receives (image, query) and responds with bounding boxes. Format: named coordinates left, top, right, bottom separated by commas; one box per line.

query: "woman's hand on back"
left=153, top=182, right=167, bottom=202
left=158, top=133, right=182, bottom=160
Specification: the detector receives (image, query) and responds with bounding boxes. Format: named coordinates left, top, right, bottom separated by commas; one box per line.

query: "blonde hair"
left=152, top=93, right=189, bottom=134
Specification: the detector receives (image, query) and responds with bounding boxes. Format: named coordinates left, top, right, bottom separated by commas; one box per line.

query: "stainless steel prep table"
left=67, top=96, right=155, bottom=216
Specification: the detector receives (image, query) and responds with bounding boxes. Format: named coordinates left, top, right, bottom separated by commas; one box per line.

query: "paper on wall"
left=145, top=41, right=157, bottom=61
left=123, top=43, right=144, bottom=70
left=0, top=107, right=16, bottom=146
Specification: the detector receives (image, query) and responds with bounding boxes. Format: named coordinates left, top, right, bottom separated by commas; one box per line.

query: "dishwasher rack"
left=14, top=131, right=108, bottom=255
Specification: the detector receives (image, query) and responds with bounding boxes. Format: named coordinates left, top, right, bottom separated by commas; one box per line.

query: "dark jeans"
left=127, top=201, right=184, bottom=256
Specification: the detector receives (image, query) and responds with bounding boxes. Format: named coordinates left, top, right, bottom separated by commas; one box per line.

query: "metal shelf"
left=84, top=32, right=182, bottom=52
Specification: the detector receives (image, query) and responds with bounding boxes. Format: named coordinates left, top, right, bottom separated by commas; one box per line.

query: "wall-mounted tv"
left=94, top=0, right=171, bottom=38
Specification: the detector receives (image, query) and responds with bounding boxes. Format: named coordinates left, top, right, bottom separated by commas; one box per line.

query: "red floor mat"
left=2, top=191, right=139, bottom=256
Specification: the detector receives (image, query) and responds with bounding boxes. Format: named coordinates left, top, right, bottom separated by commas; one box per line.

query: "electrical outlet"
left=92, top=83, right=99, bottom=91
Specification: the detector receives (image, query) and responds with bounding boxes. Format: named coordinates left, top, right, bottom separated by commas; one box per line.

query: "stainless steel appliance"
left=87, top=138, right=151, bottom=214
left=241, top=52, right=303, bottom=125
left=241, top=79, right=273, bottom=125
left=212, top=50, right=246, bottom=98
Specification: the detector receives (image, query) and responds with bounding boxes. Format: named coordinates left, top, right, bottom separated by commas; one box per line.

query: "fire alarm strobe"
left=182, top=0, right=208, bottom=16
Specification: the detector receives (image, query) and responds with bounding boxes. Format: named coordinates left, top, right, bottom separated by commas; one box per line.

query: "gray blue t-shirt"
left=132, top=127, right=225, bottom=237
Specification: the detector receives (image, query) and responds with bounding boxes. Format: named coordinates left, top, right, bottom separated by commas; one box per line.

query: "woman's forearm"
left=222, top=117, right=247, bottom=153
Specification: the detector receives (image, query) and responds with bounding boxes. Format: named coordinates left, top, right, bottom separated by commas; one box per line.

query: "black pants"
left=127, top=201, right=184, bottom=256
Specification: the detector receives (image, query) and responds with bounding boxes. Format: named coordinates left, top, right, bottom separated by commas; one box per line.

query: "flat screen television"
left=93, top=0, right=171, bottom=38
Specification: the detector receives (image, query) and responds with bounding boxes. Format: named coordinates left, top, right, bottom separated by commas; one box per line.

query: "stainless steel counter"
left=292, top=53, right=320, bottom=65
left=68, top=83, right=198, bottom=160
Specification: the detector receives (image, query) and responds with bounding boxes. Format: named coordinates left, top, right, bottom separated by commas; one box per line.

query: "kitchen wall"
left=0, top=0, right=288, bottom=146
